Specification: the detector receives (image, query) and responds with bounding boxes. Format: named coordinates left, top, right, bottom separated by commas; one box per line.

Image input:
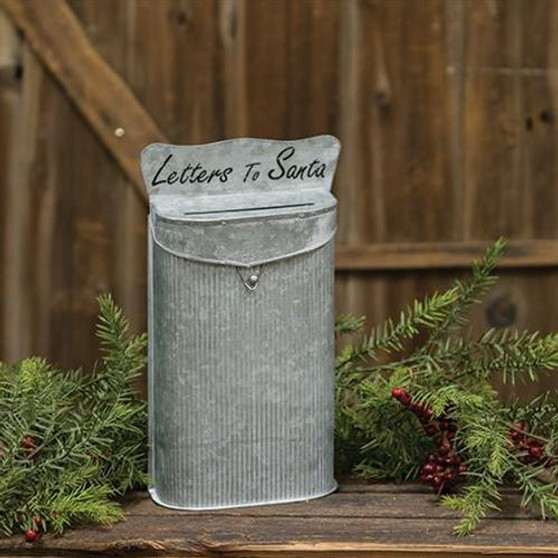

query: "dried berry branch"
left=335, top=238, right=558, bottom=535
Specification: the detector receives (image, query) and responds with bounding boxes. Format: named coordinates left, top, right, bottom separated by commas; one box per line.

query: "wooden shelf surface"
left=1, top=482, right=558, bottom=557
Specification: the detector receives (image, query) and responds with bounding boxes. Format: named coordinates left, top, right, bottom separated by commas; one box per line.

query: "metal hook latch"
left=236, top=267, right=262, bottom=292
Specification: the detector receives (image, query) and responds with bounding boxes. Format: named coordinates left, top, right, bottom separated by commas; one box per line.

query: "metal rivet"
left=247, top=274, right=259, bottom=286
left=114, top=127, right=125, bottom=137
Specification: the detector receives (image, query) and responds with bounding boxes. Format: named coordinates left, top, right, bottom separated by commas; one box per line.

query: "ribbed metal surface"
left=149, top=238, right=336, bottom=509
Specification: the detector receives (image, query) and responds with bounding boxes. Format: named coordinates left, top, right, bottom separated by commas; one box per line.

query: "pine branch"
left=335, top=315, right=365, bottom=337
left=424, top=237, right=506, bottom=350
left=336, top=288, right=459, bottom=370
left=0, top=294, right=147, bottom=538
left=333, top=238, right=558, bottom=535
left=442, top=477, right=502, bottom=536
left=516, top=465, right=558, bottom=520
left=477, top=330, right=558, bottom=384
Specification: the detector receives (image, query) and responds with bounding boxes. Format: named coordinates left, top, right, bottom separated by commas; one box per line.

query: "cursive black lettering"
left=308, top=159, right=326, bottom=178
left=268, top=146, right=326, bottom=182
left=268, top=146, right=294, bottom=180
left=220, top=168, right=233, bottom=182
left=151, top=153, right=173, bottom=186
left=243, top=162, right=261, bottom=182
left=179, top=163, right=193, bottom=184
left=167, top=170, right=179, bottom=184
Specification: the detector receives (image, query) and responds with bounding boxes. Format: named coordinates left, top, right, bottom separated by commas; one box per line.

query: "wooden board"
left=335, top=240, right=558, bottom=270
left=1, top=0, right=558, bottom=402
left=1, top=484, right=558, bottom=557
left=0, top=0, right=166, bottom=203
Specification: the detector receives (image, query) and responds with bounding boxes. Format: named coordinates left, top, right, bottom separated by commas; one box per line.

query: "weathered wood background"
left=1, top=0, right=558, bottom=398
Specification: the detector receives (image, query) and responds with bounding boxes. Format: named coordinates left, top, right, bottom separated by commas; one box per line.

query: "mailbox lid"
left=150, top=191, right=336, bottom=268
left=150, top=188, right=336, bottom=224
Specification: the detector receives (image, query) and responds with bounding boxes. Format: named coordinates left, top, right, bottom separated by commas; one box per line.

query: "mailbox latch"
left=236, top=267, right=262, bottom=292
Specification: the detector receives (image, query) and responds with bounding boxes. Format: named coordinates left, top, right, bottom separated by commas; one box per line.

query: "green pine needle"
left=335, top=237, right=558, bottom=535
left=0, top=295, right=147, bottom=537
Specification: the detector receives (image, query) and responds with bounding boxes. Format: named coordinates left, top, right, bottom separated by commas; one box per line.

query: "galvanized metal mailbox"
left=141, top=135, right=341, bottom=509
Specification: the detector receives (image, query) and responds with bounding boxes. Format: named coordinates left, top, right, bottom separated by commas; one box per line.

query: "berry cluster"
left=420, top=450, right=466, bottom=492
left=391, top=387, right=466, bottom=492
left=509, top=422, right=554, bottom=468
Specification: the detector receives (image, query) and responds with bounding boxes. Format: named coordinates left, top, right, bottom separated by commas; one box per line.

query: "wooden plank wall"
left=1, top=0, right=558, bottom=398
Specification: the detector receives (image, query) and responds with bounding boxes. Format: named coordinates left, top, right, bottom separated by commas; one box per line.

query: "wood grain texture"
left=0, top=0, right=167, bottom=204
left=66, top=0, right=149, bottom=384
left=1, top=485, right=558, bottom=557
left=2, top=44, right=43, bottom=363
left=0, top=10, right=20, bottom=359
left=1, top=0, right=558, bottom=395
left=335, top=240, right=558, bottom=270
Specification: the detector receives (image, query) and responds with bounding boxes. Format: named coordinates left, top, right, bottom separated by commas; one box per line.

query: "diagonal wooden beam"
left=0, top=0, right=169, bottom=204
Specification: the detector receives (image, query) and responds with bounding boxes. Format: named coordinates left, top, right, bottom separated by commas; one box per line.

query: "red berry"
left=22, top=436, right=36, bottom=450
left=510, top=430, right=521, bottom=441
left=400, top=393, right=412, bottom=406
left=24, top=529, right=38, bottom=543
left=438, top=443, right=450, bottom=456
left=515, top=422, right=526, bottom=432
left=391, top=387, right=412, bottom=406
left=529, top=446, right=543, bottom=460
left=33, top=516, right=42, bottom=527
left=433, top=475, right=444, bottom=489
left=459, top=464, right=467, bottom=473
left=422, top=463, right=435, bottom=474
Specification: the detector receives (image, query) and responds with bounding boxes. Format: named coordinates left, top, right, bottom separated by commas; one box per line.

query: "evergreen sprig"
left=336, top=237, right=558, bottom=535
left=336, top=288, right=459, bottom=371
left=0, top=295, right=147, bottom=537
